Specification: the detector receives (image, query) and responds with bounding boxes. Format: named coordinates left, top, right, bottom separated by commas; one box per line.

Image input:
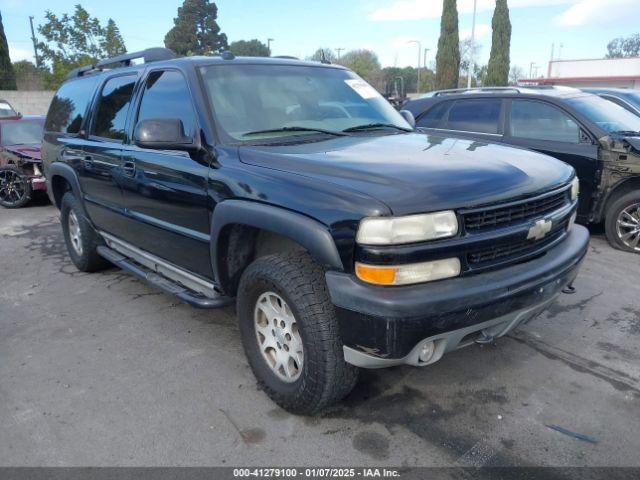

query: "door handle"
left=83, top=155, right=94, bottom=169
left=122, top=161, right=136, bottom=177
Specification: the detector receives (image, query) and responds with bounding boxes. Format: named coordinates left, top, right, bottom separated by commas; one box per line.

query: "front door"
left=504, top=99, right=599, bottom=219
left=121, top=69, right=212, bottom=279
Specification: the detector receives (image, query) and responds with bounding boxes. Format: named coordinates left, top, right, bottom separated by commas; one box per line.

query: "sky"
left=3, top=0, right=640, bottom=79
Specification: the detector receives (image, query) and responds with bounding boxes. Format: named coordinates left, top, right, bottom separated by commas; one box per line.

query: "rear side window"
left=136, top=70, right=195, bottom=136
left=91, top=75, right=136, bottom=141
left=445, top=99, right=502, bottom=134
left=416, top=101, right=450, bottom=128
left=510, top=100, right=579, bottom=143
left=45, top=76, right=99, bottom=134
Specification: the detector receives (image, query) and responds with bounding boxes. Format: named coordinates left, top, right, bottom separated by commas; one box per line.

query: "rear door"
left=121, top=68, right=212, bottom=278
left=416, top=97, right=505, bottom=144
left=503, top=99, right=599, bottom=218
left=81, top=73, right=138, bottom=236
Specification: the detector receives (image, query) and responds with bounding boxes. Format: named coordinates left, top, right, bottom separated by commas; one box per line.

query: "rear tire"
left=237, top=251, right=358, bottom=415
left=605, top=190, right=640, bottom=253
left=0, top=165, right=31, bottom=208
left=60, top=192, right=110, bottom=272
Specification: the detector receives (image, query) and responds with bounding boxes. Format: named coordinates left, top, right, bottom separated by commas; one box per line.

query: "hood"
left=238, top=133, right=574, bottom=215
left=3, top=144, right=42, bottom=161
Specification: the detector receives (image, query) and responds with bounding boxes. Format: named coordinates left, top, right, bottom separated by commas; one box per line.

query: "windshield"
left=200, top=64, right=411, bottom=141
left=1, top=121, right=44, bottom=146
left=0, top=101, right=18, bottom=118
left=566, top=95, right=640, bottom=134
left=617, top=91, right=640, bottom=110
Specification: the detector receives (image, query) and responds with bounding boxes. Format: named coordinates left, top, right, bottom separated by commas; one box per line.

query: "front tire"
left=605, top=190, right=640, bottom=253
left=237, top=251, right=358, bottom=415
left=0, top=165, right=32, bottom=208
left=60, top=192, right=110, bottom=272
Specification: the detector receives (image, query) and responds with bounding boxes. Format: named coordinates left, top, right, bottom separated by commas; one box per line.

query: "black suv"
left=404, top=86, right=640, bottom=253
left=42, top=49, right=588, bottom=414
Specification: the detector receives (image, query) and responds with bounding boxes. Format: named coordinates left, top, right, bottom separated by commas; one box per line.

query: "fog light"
left=418, top=341, right=435, bottom=363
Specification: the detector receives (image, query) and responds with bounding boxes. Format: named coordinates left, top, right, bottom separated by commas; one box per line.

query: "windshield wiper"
left=342, top=123, right=413, bottom=133
left=242, top=126, right=349, bottom=137
left=608, top=130, right=640, bottom=136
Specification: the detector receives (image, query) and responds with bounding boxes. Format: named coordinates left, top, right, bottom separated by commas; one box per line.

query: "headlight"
left=571, top=177, right=580, bottom=201
left=356, top=258, right=461, bottom=286
left=356, top=211, right=458, bottom=245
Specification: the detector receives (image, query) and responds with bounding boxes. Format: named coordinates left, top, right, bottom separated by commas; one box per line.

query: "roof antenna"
left=221, top=50, right=235, bottom=60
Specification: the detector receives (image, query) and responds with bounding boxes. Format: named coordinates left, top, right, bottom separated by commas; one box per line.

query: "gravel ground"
left=0, top=203, right=638, bottom=467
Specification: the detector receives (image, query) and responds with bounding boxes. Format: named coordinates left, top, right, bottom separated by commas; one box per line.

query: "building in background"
left=519, top=57, right=640, bottom=89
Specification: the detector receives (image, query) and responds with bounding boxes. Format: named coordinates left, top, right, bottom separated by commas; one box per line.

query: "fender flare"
left=210, top=200, right=344, bottom=283
left=47, top=162, right=89, bottom=217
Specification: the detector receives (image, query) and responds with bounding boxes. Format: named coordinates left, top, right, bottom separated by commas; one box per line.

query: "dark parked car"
left=404, top=86, right=640, bottom=253
left=583, top=88, right=640, bottom=117
left=42, top=49, right=588, bottom=414
left=0, top=116, right=46, bottom=208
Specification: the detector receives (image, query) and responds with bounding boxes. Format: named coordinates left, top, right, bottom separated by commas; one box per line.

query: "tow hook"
left=562, top=282, right=576, bottom=295
left=475, top=331, right=495, bottom=345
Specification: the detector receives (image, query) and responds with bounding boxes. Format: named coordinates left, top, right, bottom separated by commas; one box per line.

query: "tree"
left=308, top=48, right=336, bottom=63
left=606, top=33, right=640, bottom=58
left=336, top=49, right=382, bottom=89
left=229, top=39, right=269, bottom=57
left=37, top=5, right=126, bottom=88
left=164, top=0, right=228, bottom=56
left=509, top=65, right=524, bottom=85
left=435, top=0, right=460, bottom=90
left=485, top=0, right=511, bottom=86
left=0, top=11, right=17, bottom=90
left=13, top=60, right=45, bottom=90
left=459, top=37, right=480, bottom=80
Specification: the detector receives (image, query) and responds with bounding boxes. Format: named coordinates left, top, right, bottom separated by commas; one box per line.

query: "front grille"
left=468, top=226, right=565, bottom=267
left=463, top=189, right=569, bottom=232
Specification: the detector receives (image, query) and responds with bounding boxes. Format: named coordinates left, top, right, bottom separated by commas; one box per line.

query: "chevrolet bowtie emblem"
left=527, top=219, right=553, bottom=240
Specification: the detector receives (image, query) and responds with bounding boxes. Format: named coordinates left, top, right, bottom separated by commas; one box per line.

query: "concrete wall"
left=0, top=91, right=55, bottom=116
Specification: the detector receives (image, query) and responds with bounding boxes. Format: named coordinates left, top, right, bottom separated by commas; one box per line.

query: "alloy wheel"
left=68, top=210, right=84, bottom=256
left=254, top=291, right=303, bottom=383
left=616, top=202, right=640, bottom=251
left=0, top=170, right=27, bottom=206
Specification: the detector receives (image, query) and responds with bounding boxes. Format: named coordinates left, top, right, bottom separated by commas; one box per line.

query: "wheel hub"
left=254, top=291, right=303, bottom=383
left=67, top=210, right=84, bottom=256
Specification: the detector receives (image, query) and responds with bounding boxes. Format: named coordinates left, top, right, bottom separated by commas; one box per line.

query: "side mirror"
left=133, top=118, right=197, bottom=151
left=399, top=110, right=416, bottom=128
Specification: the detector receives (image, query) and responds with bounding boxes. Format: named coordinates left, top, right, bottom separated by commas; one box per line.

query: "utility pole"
left=558, top=43, right=563, bottom=59
left=423, top=48, right=430, bottom=91
left=29, top=16, right=40, bottom=67
left=467, top=0, right=477, bottom=88
left=408, top=40, right=421, bottom=94
left=267, top=38, right=274, bottom=56
left=529, top=62, right=536, bottom=79
left=335, top=48, right=344, bottom=60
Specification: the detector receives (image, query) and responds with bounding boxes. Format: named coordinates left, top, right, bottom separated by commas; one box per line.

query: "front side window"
left=416, top=101, right=450, bottom=128
left=1, top=121, right=44, bottom=146
left=0, top=101, right=18, bottom=118
left=137, top=70, right=195, bottom=136
left=445, top=99, right=501, bottom=134
left=91, top=75, right=136, bottom=141
left=45, top=76, right=99, bottom=134
left=200, top=64, right=410, bottom=142
left=565, top=94, right=640, bottom=134
left=510, top=100, right=579, bottom=143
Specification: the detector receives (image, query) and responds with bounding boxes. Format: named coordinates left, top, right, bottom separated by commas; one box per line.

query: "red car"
left=0, top=116, right=46, bottom=208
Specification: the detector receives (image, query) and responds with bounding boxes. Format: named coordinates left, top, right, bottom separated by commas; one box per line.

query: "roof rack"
left=273, top=55, right=299, bottom=60
left=66, top=47, right=176, bottom=80
left=432, top=86, right=522, bottom=96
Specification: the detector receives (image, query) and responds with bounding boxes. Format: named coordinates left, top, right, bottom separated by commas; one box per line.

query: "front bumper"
left=326, top=225, right=589, bottom=367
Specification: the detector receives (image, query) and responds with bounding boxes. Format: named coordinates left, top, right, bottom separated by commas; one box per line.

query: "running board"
left=97, top=246, right=233, bottom=309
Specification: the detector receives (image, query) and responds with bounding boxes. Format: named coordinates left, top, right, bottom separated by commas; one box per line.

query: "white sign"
left=345, top=79, right=380, bottom=100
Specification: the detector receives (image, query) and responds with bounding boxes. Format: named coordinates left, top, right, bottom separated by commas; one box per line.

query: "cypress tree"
left=485, top=0, right=512, bottom=86
left=435, top=0, right=460, bottom=90
left=0, top=11, right=17, bottom=90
